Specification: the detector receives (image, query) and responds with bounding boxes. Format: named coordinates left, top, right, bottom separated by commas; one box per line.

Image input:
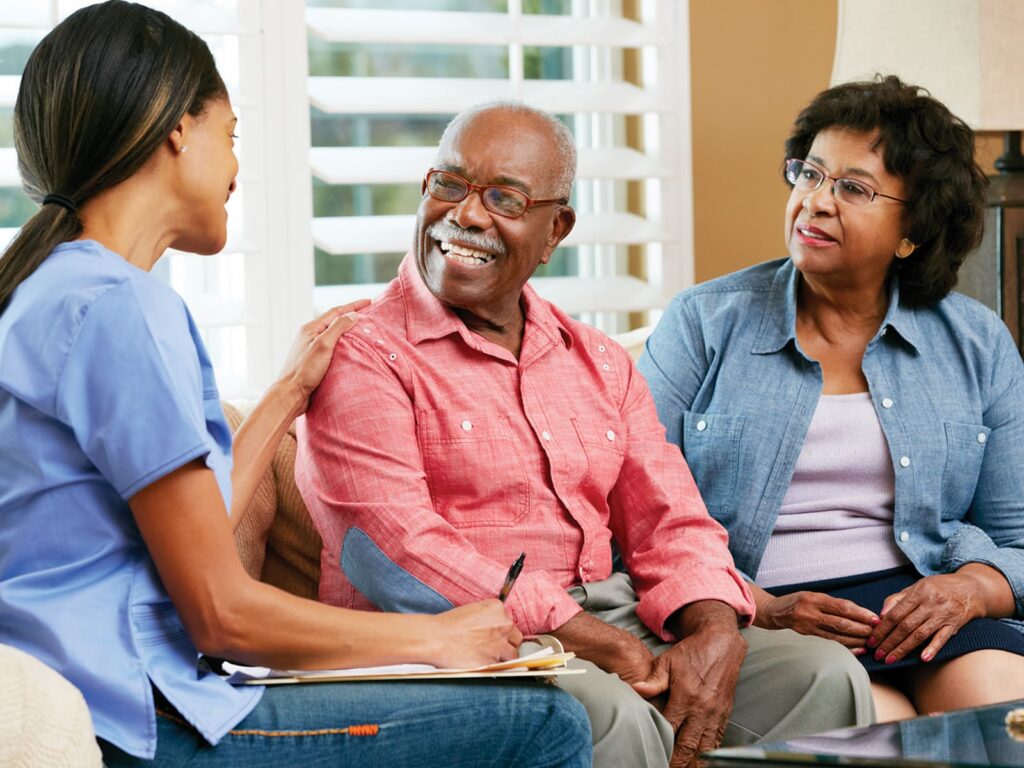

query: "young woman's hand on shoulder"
left=279, top=299, right=372, bottom=416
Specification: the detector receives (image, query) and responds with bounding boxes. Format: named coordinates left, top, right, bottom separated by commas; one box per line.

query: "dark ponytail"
left=0, top=0, right=226, bottom=312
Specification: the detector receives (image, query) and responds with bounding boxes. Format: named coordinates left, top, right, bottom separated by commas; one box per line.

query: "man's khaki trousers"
left=526, top=573, right=875, bottom=768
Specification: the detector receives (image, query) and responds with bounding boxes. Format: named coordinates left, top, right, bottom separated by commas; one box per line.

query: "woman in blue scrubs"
left=0, top=2, right=591, bottom=765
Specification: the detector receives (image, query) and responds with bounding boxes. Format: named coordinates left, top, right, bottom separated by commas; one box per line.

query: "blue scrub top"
left=0, top=240, right=262, bottom=759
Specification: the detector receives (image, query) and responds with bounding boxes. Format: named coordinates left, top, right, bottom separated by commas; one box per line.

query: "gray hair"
left=437, top=101, right=577, bottom=200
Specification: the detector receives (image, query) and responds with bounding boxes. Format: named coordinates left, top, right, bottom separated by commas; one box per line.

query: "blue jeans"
left=99, top=679, right=592, bottom=767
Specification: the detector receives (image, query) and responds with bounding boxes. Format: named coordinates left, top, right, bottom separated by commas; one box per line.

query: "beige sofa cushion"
left=614, top=325, right=653, bottom=362
left=223, top=402, right=320, bottom=600
left=0, top=644, right=101, bottom=767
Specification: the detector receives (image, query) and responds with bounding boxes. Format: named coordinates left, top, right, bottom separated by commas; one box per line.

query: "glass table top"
left=706, top=699, right=1024, bottom=768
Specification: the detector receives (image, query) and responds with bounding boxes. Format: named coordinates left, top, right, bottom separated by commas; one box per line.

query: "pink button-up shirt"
left=296, top=256, right=754, bottom=639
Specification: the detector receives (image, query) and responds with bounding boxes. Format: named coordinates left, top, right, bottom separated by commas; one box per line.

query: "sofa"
left=0, top=327, right=652, bottom=765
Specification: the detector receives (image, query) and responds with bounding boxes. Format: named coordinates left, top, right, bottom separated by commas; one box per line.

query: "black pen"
left=498, top=552, right=526, bottom=602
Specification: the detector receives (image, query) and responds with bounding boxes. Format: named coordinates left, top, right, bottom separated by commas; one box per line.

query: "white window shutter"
left=304, top=0, right=693, bottom=331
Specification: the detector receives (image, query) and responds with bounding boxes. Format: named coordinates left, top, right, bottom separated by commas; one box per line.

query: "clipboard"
left=222, top=643, right=584, bottom=685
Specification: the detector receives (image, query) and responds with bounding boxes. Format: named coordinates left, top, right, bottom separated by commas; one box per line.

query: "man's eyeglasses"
left=784, top=158, right=908, bottom=206
left=422, top=169, right=568, bottom=219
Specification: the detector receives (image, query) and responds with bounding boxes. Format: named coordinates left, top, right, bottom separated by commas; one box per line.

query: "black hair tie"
left=42, top=193, right=78, bottom=214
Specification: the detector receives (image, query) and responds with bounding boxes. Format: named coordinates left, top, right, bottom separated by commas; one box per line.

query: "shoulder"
left=914, top=290, right=1021, bottom=375
left=656, top=258, right=788, bottom=342
left=539, top=296, right=629, bottom=361
left=36, top=241, right=186, bottom=326
left=672, top=258, right=784, bottom=309
left=0, top=242, right=192, bottom=397
left=65, top=253, right=194, bottom=371
left=333, top=278, right=408, bottom=354
left=324, top=278, right=421, bottom=396
left=928, top=289, right=1008, bottom=330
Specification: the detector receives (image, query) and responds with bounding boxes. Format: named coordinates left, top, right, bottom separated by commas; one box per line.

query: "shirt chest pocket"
left=571, top=416, right=626, bottom=490
left=416, top=408, right=528, bottom=528
left=681, top=411, right=745, bottom=511
left=940, top=421, right=990, bottom=519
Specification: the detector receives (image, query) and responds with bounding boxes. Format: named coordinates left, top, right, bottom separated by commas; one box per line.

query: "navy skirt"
left=766, top=566, right=1024, bottom=673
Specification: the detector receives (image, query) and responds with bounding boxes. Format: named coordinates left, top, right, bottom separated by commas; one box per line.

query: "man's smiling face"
left=414, top=108, right=574, bottom=321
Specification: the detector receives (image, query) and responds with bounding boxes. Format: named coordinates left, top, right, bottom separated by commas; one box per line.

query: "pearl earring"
left=180, top=145, right=188, bottom=154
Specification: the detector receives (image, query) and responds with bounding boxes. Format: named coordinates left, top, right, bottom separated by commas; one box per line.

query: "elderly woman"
left=638, top=76, right=1024, bottom=722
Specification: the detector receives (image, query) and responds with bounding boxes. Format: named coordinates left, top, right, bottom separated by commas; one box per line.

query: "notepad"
left=222, top=646, right=584, bottom=685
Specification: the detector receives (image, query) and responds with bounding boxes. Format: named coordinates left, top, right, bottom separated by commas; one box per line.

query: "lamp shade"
left=831, top=0, right=1024, bottom=130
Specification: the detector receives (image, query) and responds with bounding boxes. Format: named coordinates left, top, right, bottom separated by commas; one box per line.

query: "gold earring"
left=895, top=238, right=916, bottom=259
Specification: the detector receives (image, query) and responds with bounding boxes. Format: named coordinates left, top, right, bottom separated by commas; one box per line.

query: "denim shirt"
left=0, top=241, right=261, bottom=758
left=637, top=258, right=1024, bottom=622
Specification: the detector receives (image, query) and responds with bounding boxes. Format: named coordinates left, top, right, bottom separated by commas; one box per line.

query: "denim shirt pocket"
left=681, top=411, right=745, bottom=511
left=940, top=421, right=990, bottom=520
left=416, top=408, right=529, bottom=528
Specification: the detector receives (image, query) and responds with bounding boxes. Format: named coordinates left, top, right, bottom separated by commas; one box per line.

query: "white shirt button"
left=461, top=420, right=472, bottom=431
left=899, top=531, right=910, bottom=542
left=881, top=398, right=894, bottom=409
left=899, top=456, right=910, bottom=468
left=598, top=345, right=606, bottom=352
left=696, top=420, right=707, bottom=432
left=606, top=430, right=616, bottom=441
left=977, top=432, right=987, bottom=444
left=542, top=431, right=552, bottom=442
left=389, top=353, right=397, bottom=361
left=602, top=363, right=610, bottom=371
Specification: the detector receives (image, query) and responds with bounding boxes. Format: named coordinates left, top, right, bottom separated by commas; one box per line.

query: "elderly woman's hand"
left=868, top=574, right=982, bottom=663
left=278, top=300, right=371, bottom=412
left=868, top=565, right=1014, bottom=664
left=758, top=591, right=878, bottom=651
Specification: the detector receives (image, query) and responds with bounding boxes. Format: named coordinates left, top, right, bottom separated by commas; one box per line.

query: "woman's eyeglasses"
left=422, top=169, right=568, bottom=219
left=785, top=158, right=908, bottom=206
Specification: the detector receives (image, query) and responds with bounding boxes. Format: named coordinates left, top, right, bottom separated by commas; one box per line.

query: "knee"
left=788, top=635, right=873, bottom=722
left=570, top=671, right=673, bottom=761
left=514, top=688, right=593, bottom=766
left=803, top=636, right=870, bottom=689
left=547, top=690, right=593, bottom=746
left=593, top=684, right=673, bottom=761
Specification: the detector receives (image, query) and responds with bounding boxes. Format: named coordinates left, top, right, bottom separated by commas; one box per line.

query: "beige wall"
left=689, top=0, right=838, bottom=283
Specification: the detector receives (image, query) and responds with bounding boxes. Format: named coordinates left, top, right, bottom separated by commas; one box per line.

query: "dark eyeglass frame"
left=784, top=157, right=908, bottom=206
left=422, top=169, right=569, bottom=219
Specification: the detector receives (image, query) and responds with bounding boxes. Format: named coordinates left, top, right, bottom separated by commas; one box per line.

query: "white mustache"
left=427, top=221, right=506, bottom=256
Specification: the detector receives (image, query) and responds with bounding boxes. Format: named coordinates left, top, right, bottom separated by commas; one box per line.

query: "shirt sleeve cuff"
left=637, top=568, right=756, bottom=643
left=943, top=524, right=1024, bottom=617
left=504, top=571, right=584, bottom=636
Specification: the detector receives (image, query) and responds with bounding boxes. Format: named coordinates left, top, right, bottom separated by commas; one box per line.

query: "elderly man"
left=295, top=102, right=873, bottom=768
